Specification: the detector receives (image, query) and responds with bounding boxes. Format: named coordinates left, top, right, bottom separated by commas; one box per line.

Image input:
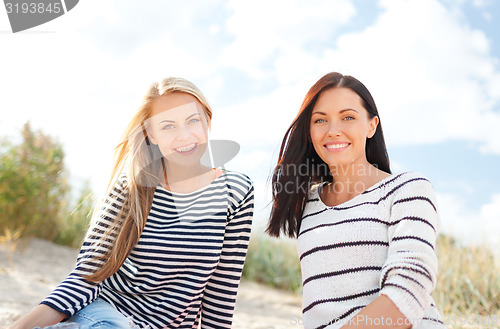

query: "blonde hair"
left=85, top=77, right=212, bottom=283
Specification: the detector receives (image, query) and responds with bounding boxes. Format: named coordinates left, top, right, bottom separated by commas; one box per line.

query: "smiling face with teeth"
left=310, top=87, right=379, bottom=170
left=147, top=92, right=210, bottom=167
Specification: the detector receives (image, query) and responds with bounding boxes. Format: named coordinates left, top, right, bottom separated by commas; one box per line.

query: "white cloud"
left=310, top=0, right=500, bottom=153
left=221, top=0, right=356, bottom=80
left=210, top=83, right=309, bottom=146
left=437, top=192, right=500, bottom=250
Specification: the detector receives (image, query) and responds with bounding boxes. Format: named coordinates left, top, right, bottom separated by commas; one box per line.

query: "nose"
left=175, top=125, right=192, bottom=140
left=327, top=121, right=342, bottom=137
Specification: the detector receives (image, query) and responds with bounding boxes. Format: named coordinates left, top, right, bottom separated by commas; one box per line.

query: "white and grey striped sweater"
left=42, top=170, right=254, bottom=329
left=297, top=172, right=446, bottom=329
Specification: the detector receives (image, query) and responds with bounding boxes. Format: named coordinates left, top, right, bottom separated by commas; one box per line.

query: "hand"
left=341, top=295, right=412, bottom=329
left=8, top=305, right=66, bottom=329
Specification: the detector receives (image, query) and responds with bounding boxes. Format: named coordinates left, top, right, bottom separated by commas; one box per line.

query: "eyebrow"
left=159, top=113, right=201, bottom=124
left=311, top=109, right=359, bottom=115
left=341, top=108, right=358, bottom=113
left=186, top=113, right=201, bottom=120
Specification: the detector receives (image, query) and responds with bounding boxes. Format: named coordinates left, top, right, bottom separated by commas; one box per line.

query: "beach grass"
left=242, top=233, right=302, bottom=293
left=434, top=234, right=500, bottom=328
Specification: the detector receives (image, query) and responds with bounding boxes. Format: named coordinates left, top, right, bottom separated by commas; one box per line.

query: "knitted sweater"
left=297, top=172, right=446, bottom=329
left=42, top=170, right=254, bottom=329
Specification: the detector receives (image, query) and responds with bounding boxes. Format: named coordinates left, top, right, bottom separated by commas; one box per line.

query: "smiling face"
left=147, top=92, right=210, bottom=167
left=310, top=87, right=379, bottom=170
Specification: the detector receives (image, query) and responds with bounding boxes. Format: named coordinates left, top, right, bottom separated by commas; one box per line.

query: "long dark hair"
left=266, top=72, right=391, bottom=238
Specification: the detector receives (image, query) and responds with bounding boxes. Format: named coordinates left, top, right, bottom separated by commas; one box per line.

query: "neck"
left=321, top=158, right=391, bottom=207
left=161, top=160, right=213, bottom=190
left=328, top=160, right=379, bottom=195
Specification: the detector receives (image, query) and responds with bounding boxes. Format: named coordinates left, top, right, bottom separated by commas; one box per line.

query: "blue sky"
left=1, top=0, right=499, bottom=249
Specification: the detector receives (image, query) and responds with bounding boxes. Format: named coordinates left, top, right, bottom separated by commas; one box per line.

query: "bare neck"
left=161, top=162, right=214, bottom=193
left=323, top=161, right=390, bottom=206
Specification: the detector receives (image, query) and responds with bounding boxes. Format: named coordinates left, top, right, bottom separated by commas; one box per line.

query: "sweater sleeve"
left=40, top=176, right=128, bottom=318
left=379, top=173, right=440, bottom=324
left=200, top=176, right=254, bottom=328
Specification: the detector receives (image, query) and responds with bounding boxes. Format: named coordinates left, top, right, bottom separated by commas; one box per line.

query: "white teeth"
left=176, top=144, right=196, bottom=152
left=326, top=143, right=349, bottom=149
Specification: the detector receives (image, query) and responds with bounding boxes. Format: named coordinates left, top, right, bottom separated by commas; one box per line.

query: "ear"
left=141, top=121, right=158, bottom=146
left=148, top=133, right=158, bottom=145
left=367, top=116, right=379, bottom=139
left=201, top=111, right=211, bottom=132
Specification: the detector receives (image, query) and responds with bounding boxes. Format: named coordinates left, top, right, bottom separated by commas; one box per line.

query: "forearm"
left=8, top=304, right=66, bottom=329
left=341, top=295, right=412, bottom=329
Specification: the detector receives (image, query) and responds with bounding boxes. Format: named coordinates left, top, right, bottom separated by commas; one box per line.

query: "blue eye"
left=188, top=118, right=201, bottom=124
left=344, top=116, right=355, bottom=121
left=314, top=118, right=326, bottom=124
left=162, top=124, right=175, bottom=130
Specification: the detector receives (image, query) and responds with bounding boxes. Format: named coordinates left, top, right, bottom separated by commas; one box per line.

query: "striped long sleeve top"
left=41, top=170, right=254, bottom=329
left=297, top=172, right=446, bottom=329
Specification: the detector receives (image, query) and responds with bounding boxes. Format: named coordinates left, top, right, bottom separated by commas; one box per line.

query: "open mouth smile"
left=175, top=143, right=197, bottom=154
left=324, top=142, right=350, bottom=152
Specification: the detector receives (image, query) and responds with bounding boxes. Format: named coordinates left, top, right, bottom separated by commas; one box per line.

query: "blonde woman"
left=10, top=77, right=254, bottom=329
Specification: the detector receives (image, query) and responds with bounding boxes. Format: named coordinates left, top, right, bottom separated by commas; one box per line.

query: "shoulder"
left=117, top=173, right=129, bottom=189
left=92, top=173, right=130, bottom=224
left=386, top=171, right=438, bottom=211
left=307, top=183, right=322, bottom=203
left=389, top=171, right=434, bottom=192
left=222, top=170, right=254, bottom=216
left=222, top=170, right=254, bottom=193
left=110, top=173, right=129, bottom=198
left=97, top=173, right=129, bottom=201
left=222, top=170, right=254, bottom=213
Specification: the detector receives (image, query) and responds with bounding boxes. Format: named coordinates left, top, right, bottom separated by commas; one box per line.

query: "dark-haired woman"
left=268, top=72, right=446, bottom=329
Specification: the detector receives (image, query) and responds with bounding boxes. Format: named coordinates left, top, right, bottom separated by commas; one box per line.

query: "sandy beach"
left=0, top=239, right=302, bottom=328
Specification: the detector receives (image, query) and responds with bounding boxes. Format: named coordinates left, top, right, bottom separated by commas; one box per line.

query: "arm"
left=8, top=305, right=66, bottom=329
left=343, top=174, right=440, bottom=329
left=201, top=178, right=254, bottom=328
left=10, top=177, right=128, bottom=328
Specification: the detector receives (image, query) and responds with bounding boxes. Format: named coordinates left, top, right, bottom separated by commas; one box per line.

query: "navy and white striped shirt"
left=297, top=172, right=446, bottom=329
left=42, top=170, right=254, bottom=329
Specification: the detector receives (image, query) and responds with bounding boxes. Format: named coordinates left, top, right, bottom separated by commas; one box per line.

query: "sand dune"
left=0, top=239, right=302, bottom=328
